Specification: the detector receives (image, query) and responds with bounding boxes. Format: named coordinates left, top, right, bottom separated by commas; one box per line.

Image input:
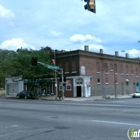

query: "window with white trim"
left=66, top=84, right=72, bottom=91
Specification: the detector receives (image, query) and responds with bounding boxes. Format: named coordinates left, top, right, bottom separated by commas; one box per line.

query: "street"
left=0, top=98, right=140, bottom=140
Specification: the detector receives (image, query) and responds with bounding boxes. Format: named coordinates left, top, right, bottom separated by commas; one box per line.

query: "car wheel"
left=17, top=95, right=20, bottom=99
left=133, top=96, right=135, bottom=98
left=24, top=96, right=27, bottom=99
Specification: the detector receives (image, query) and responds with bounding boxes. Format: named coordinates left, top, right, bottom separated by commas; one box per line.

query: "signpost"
left=37, top=62, right=64, bottom=100
left=47, top=65, right=59, bottom=70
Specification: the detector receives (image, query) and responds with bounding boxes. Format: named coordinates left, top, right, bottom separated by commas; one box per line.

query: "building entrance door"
left=77, top=86, right=82, bottom=97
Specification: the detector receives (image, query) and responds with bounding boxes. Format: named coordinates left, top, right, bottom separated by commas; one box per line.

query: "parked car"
left=16, top=90, right=35, bottom=99
left=131, top=92, right=140, bottom=98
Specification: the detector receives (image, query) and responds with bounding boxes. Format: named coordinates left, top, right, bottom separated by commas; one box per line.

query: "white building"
left=5, top=76, right=24, bottom=96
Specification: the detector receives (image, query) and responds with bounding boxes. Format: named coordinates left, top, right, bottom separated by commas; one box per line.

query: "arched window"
left=130, top=66, right=133, bottom=74
left=104, top=63, right=108, bottom=72
left=110, top=64, right=113, bottom=70
left=72, top=61, right=76, bottom=71
left=96, top=62, right=100, bottom=72
left=126, top=65, right=128, bottom=74
left=120, top=65, right=123, bottom=73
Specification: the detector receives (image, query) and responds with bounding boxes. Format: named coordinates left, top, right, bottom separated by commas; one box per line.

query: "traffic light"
left=64, top=76, right=66, bottom=82
left=59, top=76, right=62, bottom=82
left=31, top=57, right=37, bottom=66
left=59, top=76, right=66, bottom=82
left=84, top=0, right=96, bottom=13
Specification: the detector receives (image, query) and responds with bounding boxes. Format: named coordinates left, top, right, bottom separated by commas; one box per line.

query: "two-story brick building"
left=54, top=46, right=140, bottom=97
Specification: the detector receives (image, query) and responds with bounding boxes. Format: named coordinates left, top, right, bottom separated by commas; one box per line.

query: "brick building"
left=54, top=46, right=140, bottom=97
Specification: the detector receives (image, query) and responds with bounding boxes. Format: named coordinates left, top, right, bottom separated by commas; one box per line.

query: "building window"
left=110, top=64, right=113, bottom=71
left=114, top=64, right=117, bottom=73
left=96, top=62, right=100, bottom=72
left=130, top=66, right=133, bottom=74
left=126, top=65, right=128, bottom=74
left=66, top=84, right=72, bottom=91
left=115, top=77, right=118, bottom=84
left=97, top=78, right=100, bottom=83
left=104, top=63, right=108, bottom=72
left=97, top=74, right=100, bottom=84
left=105, top=76, right=108, bottom=84
left=65, top=62, right=69, bottom=73
left=72, top=61, right=76, bottom=72
left=120, top=65, right=123, bottom=73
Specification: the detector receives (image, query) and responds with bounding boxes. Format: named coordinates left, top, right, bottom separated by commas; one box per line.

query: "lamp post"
left=114, top=50, right=125, bottom=98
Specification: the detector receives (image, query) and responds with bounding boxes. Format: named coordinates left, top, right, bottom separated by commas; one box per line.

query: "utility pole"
left=61, top=68, right=65, bottom=100
left=54, top=50, right=58, bottom=100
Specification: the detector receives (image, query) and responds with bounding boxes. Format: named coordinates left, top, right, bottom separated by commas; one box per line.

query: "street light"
left=114, top=50, right=125, bottom=98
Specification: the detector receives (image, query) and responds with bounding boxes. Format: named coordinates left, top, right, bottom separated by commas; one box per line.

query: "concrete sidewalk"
left=41, top=94, right=131, bottom=102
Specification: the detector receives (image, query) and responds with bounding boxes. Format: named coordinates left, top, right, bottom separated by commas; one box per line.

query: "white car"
left=131, top=92, right=140, bottom=98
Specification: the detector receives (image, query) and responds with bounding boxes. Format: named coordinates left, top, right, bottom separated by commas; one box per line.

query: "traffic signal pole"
left=37, top=61, right=64, bottom=100
left=54, top=69, right=58, bottom=100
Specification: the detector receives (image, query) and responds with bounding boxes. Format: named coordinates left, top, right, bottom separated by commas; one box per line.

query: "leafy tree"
left=0, top=48, right=55, bottom=90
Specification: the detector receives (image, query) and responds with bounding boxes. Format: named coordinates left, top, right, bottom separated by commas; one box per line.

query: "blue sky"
left=0, top=0, right=140, bottom=58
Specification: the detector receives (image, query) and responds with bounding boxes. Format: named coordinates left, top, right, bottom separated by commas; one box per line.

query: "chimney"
left=100, top=49, right=103, bottom=54
left=115, top=51, right=118, bottom=56
left=84, top=45, right=89, bottom=51
left=125, top=53, right=129, bottom=58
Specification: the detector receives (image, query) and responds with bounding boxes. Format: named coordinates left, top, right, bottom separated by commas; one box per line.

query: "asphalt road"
left=0, top=98, right=140, bottom=140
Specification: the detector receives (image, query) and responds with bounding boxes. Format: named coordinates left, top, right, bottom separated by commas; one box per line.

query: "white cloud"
left=0, top=5, right=15, bottom=18
left=70, top=34, right=102, bottom=43
left=89, top=44, right=106, bottom=51
left=51, top=31, right=63, bottom=37
left=0, top=38, right=36, bottom=51
left=128, top=49, right=140, bottom=58
left=81, top=44, right=106, bottom=53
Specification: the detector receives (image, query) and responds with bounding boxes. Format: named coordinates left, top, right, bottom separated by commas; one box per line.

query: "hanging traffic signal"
left=64, top=76, right=66, bottom=82
left=31, top=57, right=37, bottom=66
left=59, top=76, right=62, bottom=82
left=59, top=76, right=66, bottom=82
left=84, top=0, right=96, bottom=13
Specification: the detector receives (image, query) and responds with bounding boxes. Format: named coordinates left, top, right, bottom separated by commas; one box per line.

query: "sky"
left=0, top=0, right=140, bottom=58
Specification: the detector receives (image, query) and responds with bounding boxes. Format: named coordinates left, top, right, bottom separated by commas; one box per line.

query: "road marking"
left=91, top=120, right=140, bottom=126
left=54, top=103, right=123, bottom=107
left=12, top=125, right=19, bottom=127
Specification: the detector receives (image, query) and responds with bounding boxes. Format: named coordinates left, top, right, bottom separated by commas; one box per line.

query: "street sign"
left=47, top=65, right=59, bottom=70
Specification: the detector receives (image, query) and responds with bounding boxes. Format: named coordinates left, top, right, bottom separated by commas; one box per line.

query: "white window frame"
left=66, top=84, right=72, bottom=91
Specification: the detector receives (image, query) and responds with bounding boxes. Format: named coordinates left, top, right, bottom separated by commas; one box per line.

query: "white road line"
left=57, top=103, right=123, bottom=107
left=58, top=103, right=140, bottom=108
left=91, top=120, right=140, bottom=126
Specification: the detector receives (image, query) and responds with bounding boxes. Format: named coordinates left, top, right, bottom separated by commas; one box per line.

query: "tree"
left=0, top=48, right=55, bottom=91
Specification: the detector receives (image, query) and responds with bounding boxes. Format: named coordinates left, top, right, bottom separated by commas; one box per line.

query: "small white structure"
left=5, top=76, right=24, bottom=96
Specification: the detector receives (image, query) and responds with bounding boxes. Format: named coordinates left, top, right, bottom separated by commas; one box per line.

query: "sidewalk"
left=2, top=93, right=131, bottom=101
left=40, top=94, right=131, bottom=102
